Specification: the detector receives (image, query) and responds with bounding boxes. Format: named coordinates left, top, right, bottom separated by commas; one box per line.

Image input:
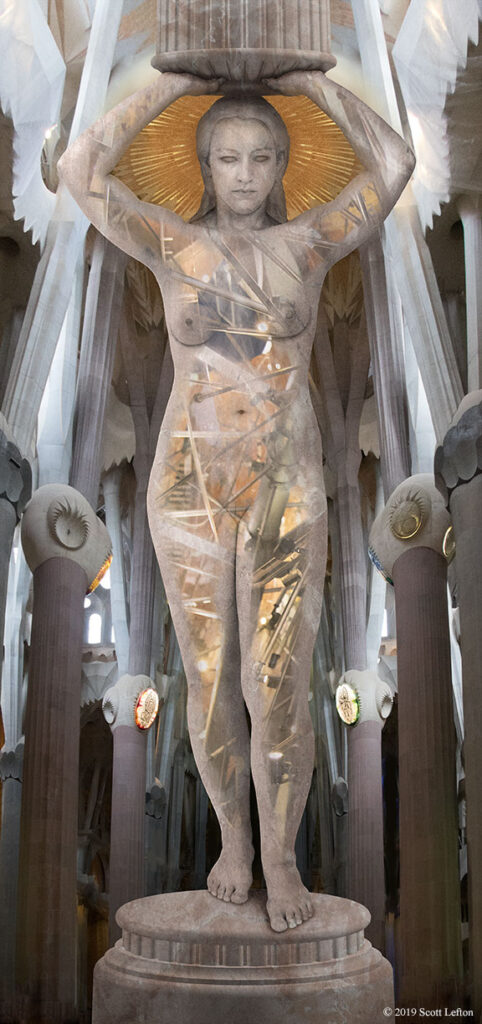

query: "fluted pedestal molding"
left=0, top=740, right=24, bottom=1005
left=435, top=391, right=482, bottom=1018
left=102, top=673, right=158, bottom=945
left=153, top=0, right=334, bottom=81
left=16, top=484, right=111, bottom=1023
left=458, top=198, right=481, bottom=391
left=339, top=669, right=393, bottom=952
left=370, top=475, right=462, bottom=1008
left=70, top=233, right=127, bottom=508
left=0, top=426, right=32, bottom=690
left=359, top=240, right=410, bottom=497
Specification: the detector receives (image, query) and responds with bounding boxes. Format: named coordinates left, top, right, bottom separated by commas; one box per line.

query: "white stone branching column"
left=370, top=474, right=463, bottom=1008
left=336, top=669, right=393, bottom=953
left=16, top=484, right=111, bottom=1023
left=102, top=674, right=159, bottom=945
left=70, top=233, right=127, bottom=509
left=359, top=239, right=411, bottom=497
left=0, top=427, right=31, bottom=692
left=1, top=0, right=124, bottom=456
left=458, top=198, right=482, bottom=392
left=435, top=391, right=482, bottom=1019
left=102, top=466, right=130, bottom=677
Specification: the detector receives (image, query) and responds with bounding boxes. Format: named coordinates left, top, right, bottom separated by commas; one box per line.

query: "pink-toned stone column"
left=337, top=670, right=393, bottom=952
left=370, top=475, right=463, bottom=1009
left=102, top=674, right=159, bottom=945
left=16, top=484, right=111, bottom=1023
left=435, top=391, right=482, bottom=1019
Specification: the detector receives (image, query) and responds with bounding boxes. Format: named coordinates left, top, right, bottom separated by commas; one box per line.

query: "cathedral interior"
left=0, top=0, right=481, bottom=1022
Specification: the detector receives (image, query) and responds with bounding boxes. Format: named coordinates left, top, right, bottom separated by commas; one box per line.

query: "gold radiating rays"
left=114, top=94, right=359, bottom=221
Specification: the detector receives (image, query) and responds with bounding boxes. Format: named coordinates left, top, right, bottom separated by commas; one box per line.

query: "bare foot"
left=207, top=839, right=254, bottom=904
left=265, top=864, right=314, bottom=932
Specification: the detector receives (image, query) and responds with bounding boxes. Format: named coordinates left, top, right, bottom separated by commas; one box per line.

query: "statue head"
left=192, top=96, right=290, bottom=224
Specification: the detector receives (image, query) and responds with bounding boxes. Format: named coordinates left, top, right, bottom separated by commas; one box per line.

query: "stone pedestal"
left=153, top=0, right=335, bottom=81
left=93, top=891, right=393, bottom=1024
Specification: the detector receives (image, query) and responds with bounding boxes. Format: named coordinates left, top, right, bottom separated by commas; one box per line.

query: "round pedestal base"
left=151, top=47, right=336, bottom=82
left=93, top=891, right=393, bottom=1024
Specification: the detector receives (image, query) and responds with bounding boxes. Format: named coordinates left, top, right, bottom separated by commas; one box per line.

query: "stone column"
left=102, top=467, right=130, bottom=677
left=69, top=233, right=127, bottom=509
left=0, top=740, right=23, bottom=1007
left=435, top=391, right=482, bottom=1019
left=370, top=474, right=463, bottom=1008
left=337, top=670, right=393, bottom=952
left=458, top=198, right=481, bottom=391
left=102, top=674, right=159, bottom=945
left=359, top=239, right=410, bottom=497
left=16, top=483, right=111, bottom=1023
left=0, top=426, right=31, bottom=692
left=1, top=0, right=124, bottom=457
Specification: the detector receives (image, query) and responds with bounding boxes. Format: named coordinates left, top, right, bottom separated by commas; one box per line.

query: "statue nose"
left=237, top=158, right=252, bottom=182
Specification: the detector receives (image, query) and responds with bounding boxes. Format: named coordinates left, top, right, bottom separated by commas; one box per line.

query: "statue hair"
left=191, top=96, right=290, bottom=224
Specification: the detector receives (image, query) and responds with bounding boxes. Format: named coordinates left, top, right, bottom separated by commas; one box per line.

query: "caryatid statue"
left=59, top=52, right=414, bottom=933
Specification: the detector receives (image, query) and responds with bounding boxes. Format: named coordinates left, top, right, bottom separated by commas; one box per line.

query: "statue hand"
left=263, top=70, right=324, bottom=96
left=160, top=72, right=223, bottom=97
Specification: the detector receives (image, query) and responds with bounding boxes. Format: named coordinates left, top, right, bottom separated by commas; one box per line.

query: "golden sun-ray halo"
left=114, top=94, right=360, bottom=221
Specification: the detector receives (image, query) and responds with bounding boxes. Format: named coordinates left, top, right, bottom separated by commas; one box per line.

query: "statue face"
left=206, top=118, right=279, bottom=219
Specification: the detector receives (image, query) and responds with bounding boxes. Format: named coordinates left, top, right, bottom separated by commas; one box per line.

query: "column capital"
left=369, top=473, right=450, bottom=583
left=0, top=424, right=31, bottom=522
left=0, top=738, right=24, bottom=782
left=435, top=391, right=482, bottom=501
left=336, top=669, right=393, bottom=727
left=102, top=674, right=159, bottom=733
left=21, top=483, right=111, bottom=592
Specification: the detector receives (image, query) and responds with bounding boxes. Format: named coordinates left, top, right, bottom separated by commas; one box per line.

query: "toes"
left=216, top=884, right=226, bottom=900
left=231, top=888, right=248, bottom=905
left=223, top=884, right=235, bottom=902
left=286, top=909, right=301, bottom=929
left=300, top=901, right=311, bottom=921
left=270, top=913, right=289, bottom=932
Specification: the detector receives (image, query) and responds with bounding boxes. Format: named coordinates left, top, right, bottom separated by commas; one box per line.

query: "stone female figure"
left=59, top=69, right=413, bottom=932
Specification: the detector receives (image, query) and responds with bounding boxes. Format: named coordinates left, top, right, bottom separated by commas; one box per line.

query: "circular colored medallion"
left=335, top=683, right=360, bottom=726
left=135, top=688, right=160, bottom=730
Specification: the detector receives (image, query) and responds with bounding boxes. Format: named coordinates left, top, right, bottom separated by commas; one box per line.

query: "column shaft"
left=347, top=720, right=385, bottom=951
left=0, top=498, right=17, bottom=691
left=0, top=773, right=22, bottom=1003
left=108, top=725, right=147, bottom=945
left=70, top=236, right=126, bottom=509
left=392, top=547, right=462, bottom=1007
left=16, top=557, right=86, bottom=1022
left=450, top=475, right=482, bottom=1017
left=458, top=199, right=482, bottom=391
left=360, top=239, right=410, bottom=497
